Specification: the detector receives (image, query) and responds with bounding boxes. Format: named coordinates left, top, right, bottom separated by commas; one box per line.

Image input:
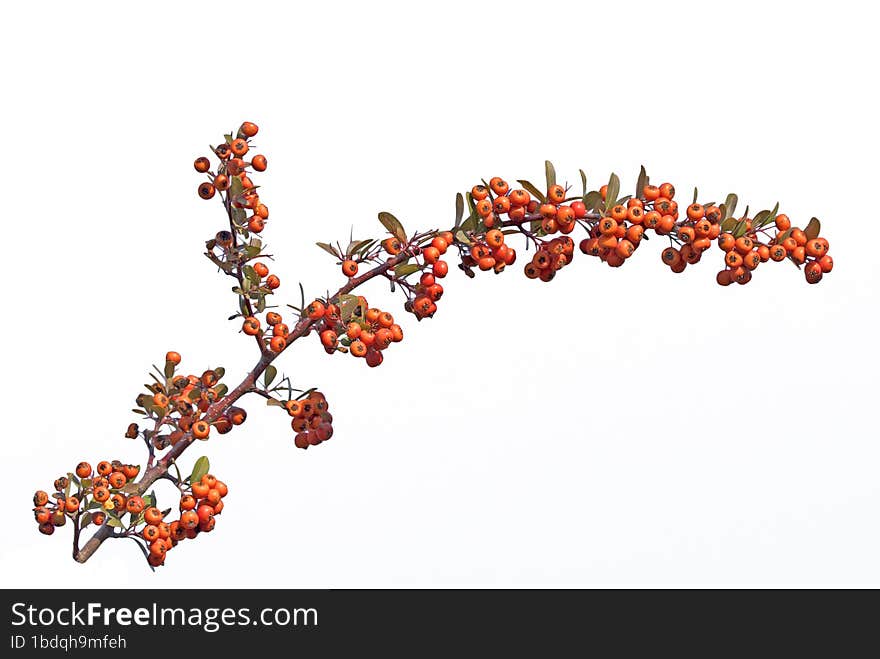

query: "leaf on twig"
left=378, top=212, right=407, bottom=243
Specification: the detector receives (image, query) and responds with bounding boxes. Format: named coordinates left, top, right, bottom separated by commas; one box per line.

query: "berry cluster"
left=524, top=236, right=576, bottom=281
left=242, top=307, right=290, bottom=353
left=149, top=472, right=229, bottom=567
left=310, top=297, right=404, bottom=367
left=460, top=228, right=518, bottom=275
left=133, top=352, right=247, bottom=446
left=286, top=390, right=334, bottom=449
left=32, top=461, right=140, bottom=536
left=713, top=215, right=833, bottom=285
left=195, top=121, right=269, bottom=235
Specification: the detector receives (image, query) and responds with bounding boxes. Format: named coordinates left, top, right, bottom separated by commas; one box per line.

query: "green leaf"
left=732, top=219, right=749, bottom=237
left=353, top=239, right=377, bottom=256
left=316, top=242, right=339, bottom=258
left=338, top=293, right=361, bottom=322
left=635, top=165, right=648, bottom=199
left=459, top=212, right=477, bottom=233
left=378, top=212, right=407, bottom=243
left=80, top=512, right=92, bottom=528
left=264, top=365, right=278, bottom=388
left=753, top=203, right=778, bottom=229
left=243, top=265, right=260, bottom=284
left=692, top=187, right=699, bottom=204
left=163, top=361, right=174, bottom=380
left=213, top=384, right=228, bottom=398
left=455, top=193, right=464, bottom=226
left=545, top=160, right=556, bottom=190
left=454, top=229, right=473, bottom=245
left=144, top=491, right=157, bottom=509
left=106, top=514, right=123, bottom=528
left=229, top=176, right=243, bottom=197
left=189, top=456, right=210, bottom=485
left=583, top=190, right=604, bottom=213
left=723, top=193, right=738, bottom=220
left=580, top=169, right=588, bottom=196
left=604, top=173, right=620, bottom=212
left=516, top=180, right=547, bottom=204
left=804, top=217, right=821, bottom=240
left=394, top=263, right=421, bottom=278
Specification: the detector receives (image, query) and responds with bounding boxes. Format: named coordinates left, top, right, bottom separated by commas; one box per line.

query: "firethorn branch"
left=33, top=121, right=834, bottom=570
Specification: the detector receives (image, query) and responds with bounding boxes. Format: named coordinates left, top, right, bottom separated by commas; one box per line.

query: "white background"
left=1, top=0, right=877, bottom=588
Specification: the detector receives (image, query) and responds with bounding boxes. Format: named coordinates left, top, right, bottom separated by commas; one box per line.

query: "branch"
left=74, top=248, right=412, bottom=563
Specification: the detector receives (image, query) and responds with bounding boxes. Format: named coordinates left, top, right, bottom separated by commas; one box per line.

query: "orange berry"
left=306, top=301, right=325, bottom=320
left=192, top=421, right=210, bottom=440
left=143, top=507, right=163, bottom=525
left=489, top=177, right=509, bottom=196
left=547, top=184, right=565, bottom=204
left=198, top=182, right=216, bottom=200
left=240, top=121, right=259, bottom=137
left=230, top=138, right=249, bottom=157
left=342, top=260, right=358, bottom=277
left=242, top=316, right=261, bottom=336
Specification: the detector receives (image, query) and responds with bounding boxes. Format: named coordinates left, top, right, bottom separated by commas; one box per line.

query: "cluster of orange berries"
left=144, top=473, right=229, bottom=567
left=460, top=228, right=518, bottom=276
left=524, top=236, right=576, bottom=282
left=713, top=215, right=833, bottom=286
left=473, top=178, right=540, bottom=229
left=32, top=460, right=140, bottom=536
left=311, top=297, right=405, bottom=367
left=284, top=390, right=334, bottom=449
left=411, top=232, right=455, bottom=318
left=134, top=352, right=246, bottom=446
left=195, top=121, right=269, bottom=234
left=242, top=307, right=291, bottom=353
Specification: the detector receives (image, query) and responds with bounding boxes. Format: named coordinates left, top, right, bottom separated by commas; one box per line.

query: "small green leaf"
left=804, top=217, right=821, bottom=240
left=723, top=193, right=738, bottom=219
left=163, top=361, right=174, bottom=380
left=459, top=212, right=477, bottom=233
left=378, top=212, right=407, bottom=243
left=264, top=365, right=278, bottom=388
left=583, top=190, right=604, bottom=212
left=232, top=208, right=248, bottom=225
left=605, top=173, right=620, bottom=212
left=338, top=293, right=361, bottom=321
left=106, top=514, right=123, bottom=528
left=394, top=263, right=421, bottom=278
left=353, top=239, right=377, bottom=256
left=455, top=193, right=464, bottom=226
left=80, top=512, right=92, bottom=528
left=213, top=384, right=228, bottom=398
left=516, top=180, right=547, bottom=204
left=189, top=456, right=210, bottom=484
left=315, top=242, right=339, bottom=258
left=243, top=265, right=260, bottom=284
left=635, top=165, right=648, bottom=199
left=454, top=229, right=473, bottom=245
left=580, top=169, right=588, bottom=196
left=229, top=176, right=243, bottom=197
left=692, top=187, right=699, bottom=204
left=545, top=160, right=556, bottom=190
